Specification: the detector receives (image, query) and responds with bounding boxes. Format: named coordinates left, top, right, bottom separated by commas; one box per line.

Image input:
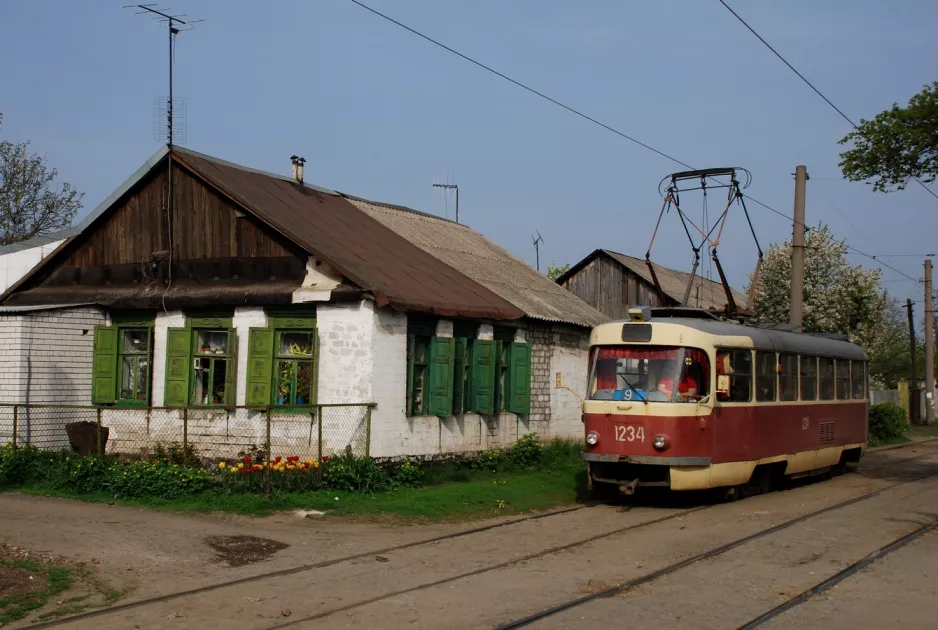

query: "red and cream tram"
left=583, top=307, right=868, bottom=497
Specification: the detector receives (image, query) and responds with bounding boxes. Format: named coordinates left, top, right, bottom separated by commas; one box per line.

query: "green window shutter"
left=164, top=327, right=191, bottom=407
left=470, top=339, right=496, bottom=415
left=224, top=328, right=237, bottom=407
left=91, top=326, right=118, bottom=404
left=406, top=334, right=415, bottom=416
left=427, top=337, right=455, bottom=417
left=246, top=328, right=274, bottom=406
left=507, top=342, right=532, bottom=415
left=453, top=338, right=467, bottom=415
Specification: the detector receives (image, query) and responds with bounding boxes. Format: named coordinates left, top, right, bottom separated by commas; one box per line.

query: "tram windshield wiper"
left=619, top=375, right=648, bottom=405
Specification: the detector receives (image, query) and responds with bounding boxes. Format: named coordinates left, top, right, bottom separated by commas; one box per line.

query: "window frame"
left=800, top=355, right=818, bottom=401
left=851, top=360, right=867, bottom=400
left=272, top=329, right=317, bottom=407
left=835, top=359, right=851, bottom=400
left=191, top=328, right=233, bottom=407
left=716, top=348, right=753, bottom=403
left=778, top=353, right=798, bottom=402
left=819, top=357, right=835, bottom=401
left=116, top=327, right=152, bottom=407
left=755, top=350, right=778, bottom=402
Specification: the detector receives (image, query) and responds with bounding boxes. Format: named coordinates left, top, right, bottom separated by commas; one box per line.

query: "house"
left=0, top=146, right=607, bottom=459
left=556, top=249, right=748, bottom=322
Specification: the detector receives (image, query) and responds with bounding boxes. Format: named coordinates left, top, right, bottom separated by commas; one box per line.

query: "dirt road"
left=3, top=441, right=937, bottom=629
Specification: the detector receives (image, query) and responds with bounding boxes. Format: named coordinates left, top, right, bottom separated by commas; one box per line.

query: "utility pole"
left=925, top=259, right=935, bottom=425
left=789, top=165, right=807, bottom=330
left=906, top=298, right=920, bottom=423
left=432, top=183, right=459, bottom=224
left=532, top=231, right=545, bottom=272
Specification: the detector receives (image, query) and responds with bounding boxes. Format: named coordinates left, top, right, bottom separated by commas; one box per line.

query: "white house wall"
left=0, top=240, right=65, bottom=294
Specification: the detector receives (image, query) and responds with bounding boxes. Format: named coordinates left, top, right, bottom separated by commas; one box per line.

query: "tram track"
left=29, top=440, right=938, bottom=629
left=493, top=453, right=938, bottom=629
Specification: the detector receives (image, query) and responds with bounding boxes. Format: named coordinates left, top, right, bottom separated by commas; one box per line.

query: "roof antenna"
left=125, top=4, right=203, bottom=147
left=432, top=180, right=459, bottom=224
left=532, top=231, right=545, bottom=272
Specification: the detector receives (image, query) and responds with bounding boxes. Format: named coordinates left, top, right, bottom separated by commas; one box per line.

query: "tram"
left=583, top=307, right=868, bottom=498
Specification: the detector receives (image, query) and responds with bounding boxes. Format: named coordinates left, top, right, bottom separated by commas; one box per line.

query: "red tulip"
left=244, top=456, right=252, bottom=464
left=321, top=455, right=330, bottom=463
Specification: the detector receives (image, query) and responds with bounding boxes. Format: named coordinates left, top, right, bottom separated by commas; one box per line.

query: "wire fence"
left=0, top=403, right=375, bottom=466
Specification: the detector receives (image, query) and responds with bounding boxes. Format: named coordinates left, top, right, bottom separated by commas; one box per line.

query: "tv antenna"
left=125, top=4, right=202, bottom=147
left=532, top=231, right=545, bottom=272
left=432, top=181, right=459, bottom=224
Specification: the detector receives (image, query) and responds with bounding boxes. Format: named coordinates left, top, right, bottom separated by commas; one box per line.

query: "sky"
left=1, top=0, right=937, bottom=304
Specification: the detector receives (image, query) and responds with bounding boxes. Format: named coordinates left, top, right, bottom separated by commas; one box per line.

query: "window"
left=800, top=356, right=818, bottom=401
left=755, top=351, right=777, bottom=402
left=779, top=353, right=798, bottom=401
left=836, top=360, right=851, bottom=400
left=589, top=346, right=710, bottom=402
left=92, top=316, right=155, bottom=406
left=407, top=334, right=432, bottom=416
left=819, top=358, right=835, bottom=400
left=851, top=361, right=866, bottom=399
left=164, top=316, right=236, bottom=408
left=716, top=349, right=752, bottom=402
left=245, top=312, right=318, bottom=407
left=193, top=330, right=232, bottom=406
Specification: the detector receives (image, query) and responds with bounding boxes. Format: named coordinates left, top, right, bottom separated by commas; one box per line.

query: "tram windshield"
left=588, top=346, right=710, bottom=403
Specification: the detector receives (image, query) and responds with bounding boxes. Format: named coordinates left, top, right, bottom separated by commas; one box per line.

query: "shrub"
left=152, top=441, right=200, bottom=467
left=468, top=449, right=504, bottom=473
left=869, top=402, right=909, bottom=444
left=393, top=458, right=424, bottom=488
left=0, top=445, right=53, bottom=487
left=321, top=454, right=387, bottom=493
left=108, top=460, right=214, bottom=499
left=507, top=433, right=543, bottom=468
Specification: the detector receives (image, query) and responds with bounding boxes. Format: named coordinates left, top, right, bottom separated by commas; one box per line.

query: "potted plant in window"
left=278, top=363, right=293, bottom=405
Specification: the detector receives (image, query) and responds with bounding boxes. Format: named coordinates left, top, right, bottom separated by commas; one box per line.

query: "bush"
left=869, top=402, right=909, bottom=444
left=108, top=460, right=214, bottom=499
left=321, top=454, right=388, bottom=493
left=0, top=445, right=53, bottom=487
left=393, top=458, right=424, bottom=488
left=507, top=433, right=543, bottom=468
left=468, top=449, right=504, bottom=473
left=152, top=442, right=200, bottom=467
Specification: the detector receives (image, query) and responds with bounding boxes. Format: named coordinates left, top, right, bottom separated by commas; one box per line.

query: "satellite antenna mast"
left=432, top=182, right=459, bottom=224
left=532, top=231, right=545, bottom=272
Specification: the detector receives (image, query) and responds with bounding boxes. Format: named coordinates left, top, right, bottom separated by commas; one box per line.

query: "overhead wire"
left=349, top=0, right=928, bottom=290
left=716, top=0, right=938, bottom=202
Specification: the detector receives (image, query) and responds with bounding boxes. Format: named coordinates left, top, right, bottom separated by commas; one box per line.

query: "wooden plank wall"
left=561, top=255, right=663, bottom=320
left=60, top=160, right=301, bottom=269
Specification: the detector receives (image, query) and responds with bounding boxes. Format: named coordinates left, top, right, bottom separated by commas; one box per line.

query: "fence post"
left=12, top=406, right=18, bottom=449
left=365, top=407, right=372, bottom=458
left=317, top=407, right=323, bottom=462
left=96, top=407, right=103, bottom=456
left=265, top=407, right=272, bottom=499
left=183, top=407, right=189, bottom=467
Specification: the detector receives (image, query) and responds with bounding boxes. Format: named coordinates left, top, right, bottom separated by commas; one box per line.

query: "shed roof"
left=559, top=249, right=747, bottom=311
left=346, top=196, right=608, bottom=328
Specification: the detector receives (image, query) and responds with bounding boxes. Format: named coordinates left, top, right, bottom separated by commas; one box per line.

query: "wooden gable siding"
left=560, top=255, right=664, bottom=320
left=62, top=160, right=301, bottom=268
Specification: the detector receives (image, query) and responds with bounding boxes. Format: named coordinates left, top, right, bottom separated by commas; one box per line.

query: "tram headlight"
left=586, top=431, right=600, bottom=446
left=652, top=434, right=669, bottom=451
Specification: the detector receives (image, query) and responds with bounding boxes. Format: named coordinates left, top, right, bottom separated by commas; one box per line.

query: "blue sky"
left=1, top=0, right=937, bottom=299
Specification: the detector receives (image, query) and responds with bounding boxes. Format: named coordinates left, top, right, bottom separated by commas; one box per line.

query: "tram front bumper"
left=583, top=452, right=713, bottom=492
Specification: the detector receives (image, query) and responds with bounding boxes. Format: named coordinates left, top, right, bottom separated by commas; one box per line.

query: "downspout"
left=25, top=355, right=31, bottom=444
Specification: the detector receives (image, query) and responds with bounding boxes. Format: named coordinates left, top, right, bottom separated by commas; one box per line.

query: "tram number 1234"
left=615, top=425, right=645, bottom=443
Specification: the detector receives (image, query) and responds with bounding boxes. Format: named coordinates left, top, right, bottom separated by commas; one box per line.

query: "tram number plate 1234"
left=615, top=424, right=645, bottom=443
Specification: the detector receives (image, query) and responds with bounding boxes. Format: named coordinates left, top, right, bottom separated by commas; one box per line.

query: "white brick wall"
left=549, top=326, right=590, bottom=439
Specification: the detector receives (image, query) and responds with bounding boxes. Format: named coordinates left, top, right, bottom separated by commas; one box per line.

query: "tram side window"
left=778, top=353, right=798, bottom=401
left=819, top=358, right=835, bottom=400
left=755, top=351, right=777, bottom=402
left=851, top=361, right=866, bottom=399
left=835, top=360, right=851, bottom=399
left=716, top=350, right=752, bottom=402
left=800, top=356, right=818, bottom=401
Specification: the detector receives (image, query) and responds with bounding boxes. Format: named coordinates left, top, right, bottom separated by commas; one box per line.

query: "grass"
left=0, top=558, right=71, bottom=626
left=909, top=423, right=938, bottom=439
left=9, top=440, right=588, bottom=522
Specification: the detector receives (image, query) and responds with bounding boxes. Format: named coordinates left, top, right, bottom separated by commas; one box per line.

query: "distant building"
left=556, top=249, right=747, bottom=321
left=0, top=146, right=606, bottom=458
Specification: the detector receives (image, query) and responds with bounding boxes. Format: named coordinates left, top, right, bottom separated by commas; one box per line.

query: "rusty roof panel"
left=172, top=148, right=524, bottom=321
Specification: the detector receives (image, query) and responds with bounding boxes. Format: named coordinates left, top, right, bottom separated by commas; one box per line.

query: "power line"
left=716, top=0, right=938, bottom=202
left=349, top=0, right=927, bottom=289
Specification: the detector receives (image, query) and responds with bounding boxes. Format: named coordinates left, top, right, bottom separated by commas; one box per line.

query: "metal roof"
left=0, top=303, right=94, bottom=314
left=171, top=148, right=524, bottom=321
left=346, top=196, right=609, bottom=328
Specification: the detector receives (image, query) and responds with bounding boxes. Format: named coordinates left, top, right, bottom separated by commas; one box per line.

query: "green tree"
left=838, top=82, right=938, bottom=192
left=546, top=263, right=570, bottom=281
left=748, top=224, right=908, bottom=387
left=0, top=113, right=83, bottom=246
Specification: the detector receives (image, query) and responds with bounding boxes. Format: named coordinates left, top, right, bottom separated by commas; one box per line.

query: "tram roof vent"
left=628, top=307, right=652, bottom=322
left=647, top=307, right=719, bottom=321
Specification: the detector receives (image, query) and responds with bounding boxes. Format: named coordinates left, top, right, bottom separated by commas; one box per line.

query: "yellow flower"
left=218, top=462, right=227, bottom=469
left=229, top=468, right=238, bottom=474
left=237, top=462, right=244, bottom=469
left=305, top=458, right=314, bottom=465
